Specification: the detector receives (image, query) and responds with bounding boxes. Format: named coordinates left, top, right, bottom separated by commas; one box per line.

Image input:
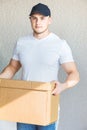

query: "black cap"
left=29, top=3, right=51, bottom=17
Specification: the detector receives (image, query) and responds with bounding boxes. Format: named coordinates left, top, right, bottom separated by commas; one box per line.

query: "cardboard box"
left=0, top=79, right=59, bottom=126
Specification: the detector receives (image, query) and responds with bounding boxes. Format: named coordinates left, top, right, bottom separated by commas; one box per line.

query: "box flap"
left=0, top=79, right=55, bottom=91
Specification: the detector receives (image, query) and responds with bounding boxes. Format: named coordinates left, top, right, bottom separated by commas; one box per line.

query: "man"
left=0, top=3, right=79, bottom=130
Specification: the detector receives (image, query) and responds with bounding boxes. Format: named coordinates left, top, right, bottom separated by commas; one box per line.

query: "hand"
left=52, top=81, right=67, bottom=96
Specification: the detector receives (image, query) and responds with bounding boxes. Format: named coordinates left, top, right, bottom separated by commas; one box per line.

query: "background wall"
left=0, top=0, right=87, bottom=130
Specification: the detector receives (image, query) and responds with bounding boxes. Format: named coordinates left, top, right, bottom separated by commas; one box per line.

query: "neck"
left=33, top=29, right=50, bottom=39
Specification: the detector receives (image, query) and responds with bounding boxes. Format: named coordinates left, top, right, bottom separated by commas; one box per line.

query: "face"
left=29, top=13, right=51, bottom=34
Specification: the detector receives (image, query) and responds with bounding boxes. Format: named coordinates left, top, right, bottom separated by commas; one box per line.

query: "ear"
left=49, top=17, right=52, bottom=25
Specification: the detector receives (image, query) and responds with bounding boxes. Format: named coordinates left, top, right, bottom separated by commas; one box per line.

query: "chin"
left=34, top=30, right=44, bottom=34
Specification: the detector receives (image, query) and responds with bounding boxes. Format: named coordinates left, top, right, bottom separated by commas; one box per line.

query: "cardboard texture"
left=0, top=78, right=59, bottom=126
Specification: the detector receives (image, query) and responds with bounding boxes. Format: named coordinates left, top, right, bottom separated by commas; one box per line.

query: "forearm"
left=0, top=65, right=16, bottom=79
left=0, top=59, right=21, bottom=79
left=59, top=62, right=80, bottom=93
left=63, top=71, right=80, bottom=89
left=52, top=71, right=80, bottom=95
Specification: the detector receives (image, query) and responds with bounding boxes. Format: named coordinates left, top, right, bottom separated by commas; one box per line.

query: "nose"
left=36, top=18, right=41, bottom=25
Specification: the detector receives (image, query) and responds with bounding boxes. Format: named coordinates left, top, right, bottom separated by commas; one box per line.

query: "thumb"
left=51, top=82, right=58, bottom=95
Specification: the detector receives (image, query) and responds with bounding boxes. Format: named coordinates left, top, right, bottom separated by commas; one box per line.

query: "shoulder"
left=50, top=33, right=61, bottom=41
left=50, top=33, right=65, bottom=42
left=50, top=33, right=69, bottom=47
left=17, top=34, right=32, bottom=44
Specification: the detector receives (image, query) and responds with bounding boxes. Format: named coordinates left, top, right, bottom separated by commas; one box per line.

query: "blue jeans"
left=17, top=122, right=56, bottom=130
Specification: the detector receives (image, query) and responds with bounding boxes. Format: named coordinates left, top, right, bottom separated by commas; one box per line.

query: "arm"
left=52, top=62, right=80, bottom=95
left=0, top=59, right=21, bottom=79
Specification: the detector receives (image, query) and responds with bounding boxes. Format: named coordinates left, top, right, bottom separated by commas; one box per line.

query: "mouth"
left=36, top=26, right=42, bottom=28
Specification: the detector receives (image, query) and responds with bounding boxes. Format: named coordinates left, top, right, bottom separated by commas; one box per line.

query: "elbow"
left=76, top=71, right=80, bottom=84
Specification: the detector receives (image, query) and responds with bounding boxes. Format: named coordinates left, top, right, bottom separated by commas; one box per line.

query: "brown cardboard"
left=0, top=78, right=59, bottom=126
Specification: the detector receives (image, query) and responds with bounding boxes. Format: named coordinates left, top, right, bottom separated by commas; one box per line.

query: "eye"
left=40, top=17, right=45, bottom=20
left=30, top=16, right=37, bottom=21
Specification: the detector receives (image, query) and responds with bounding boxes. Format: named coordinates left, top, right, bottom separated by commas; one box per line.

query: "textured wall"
left=0, top=0, right=87, bottom=130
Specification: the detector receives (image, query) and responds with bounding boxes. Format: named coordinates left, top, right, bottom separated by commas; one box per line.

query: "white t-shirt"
left=12, top=33, right=74, bottom=82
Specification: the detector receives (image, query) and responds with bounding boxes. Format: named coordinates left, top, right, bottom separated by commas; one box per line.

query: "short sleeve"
left=12, top=42, right=19, bottom=61
left=59, top=40, right=74, bottom=64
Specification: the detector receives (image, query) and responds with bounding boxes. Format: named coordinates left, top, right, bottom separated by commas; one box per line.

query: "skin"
left=0, top=13, right=80, bottom=95
left=29, top=13, right=52, bottom=39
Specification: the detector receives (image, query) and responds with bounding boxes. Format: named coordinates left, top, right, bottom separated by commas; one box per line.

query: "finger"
left=51, top=87, right=57, bottom=95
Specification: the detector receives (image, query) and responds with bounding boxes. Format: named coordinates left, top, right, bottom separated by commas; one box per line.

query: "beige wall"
left=0, top=0, right=87, bottom=130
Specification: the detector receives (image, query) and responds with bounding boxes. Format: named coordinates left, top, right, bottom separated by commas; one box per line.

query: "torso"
left=12, top=33, right=73, bottom=82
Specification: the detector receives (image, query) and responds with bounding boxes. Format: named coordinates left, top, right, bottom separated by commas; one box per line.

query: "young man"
left=0, top=3, right=79, bottom=130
